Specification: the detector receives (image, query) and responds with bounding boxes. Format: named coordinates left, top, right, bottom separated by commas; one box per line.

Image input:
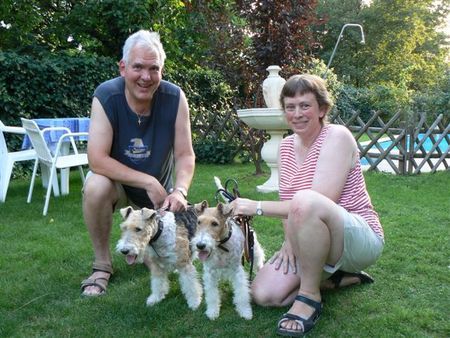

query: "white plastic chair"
left=21, top=118, right=89, bottom=215
left=0, top=120, right=37, bottom=202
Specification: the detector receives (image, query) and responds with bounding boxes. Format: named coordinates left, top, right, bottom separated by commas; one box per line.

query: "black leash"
left=215, top=178, right=256, bottom=280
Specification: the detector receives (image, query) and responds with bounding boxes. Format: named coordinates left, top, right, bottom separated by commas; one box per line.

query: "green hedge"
left=0, top=51, right=118, bottom=125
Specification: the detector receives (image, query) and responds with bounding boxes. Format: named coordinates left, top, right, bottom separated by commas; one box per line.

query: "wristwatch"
left=256, top=201, right=264, bottom=216
left=169, top=187, right=188, bottom=199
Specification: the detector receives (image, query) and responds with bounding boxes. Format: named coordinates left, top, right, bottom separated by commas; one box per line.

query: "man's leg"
left=81, top=173, right=120, bottom=296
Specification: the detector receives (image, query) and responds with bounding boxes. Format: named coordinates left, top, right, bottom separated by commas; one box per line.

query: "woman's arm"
left=311, top=124, right=357, bottom=202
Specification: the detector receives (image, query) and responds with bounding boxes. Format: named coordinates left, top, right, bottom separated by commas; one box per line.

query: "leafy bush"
left=335, top=83, right=414, bottom=126
left=411, top=74, right=450, bottom=126
left=163, top=63, right=236, bottom=120
left=0, top=51, right=117, bottom=126
left=193, top=139, right=237, bottom=164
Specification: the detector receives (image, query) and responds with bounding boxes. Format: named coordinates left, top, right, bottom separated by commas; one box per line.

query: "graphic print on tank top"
left=124, top=138, right=151, bottom=164
left=122, top=112, right=157, bottom=165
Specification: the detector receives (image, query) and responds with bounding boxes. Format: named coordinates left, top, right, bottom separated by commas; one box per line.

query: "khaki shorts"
left=322, top=205, right=384, bottom=278
left=84, top=171, right=139, bottom=211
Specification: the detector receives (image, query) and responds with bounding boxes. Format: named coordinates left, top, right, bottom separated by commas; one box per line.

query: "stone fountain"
left=237, top=65, right=288, bottom=193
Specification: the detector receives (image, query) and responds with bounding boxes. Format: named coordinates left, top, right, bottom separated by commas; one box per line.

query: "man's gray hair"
left=122, top=30, right=166, bottom=66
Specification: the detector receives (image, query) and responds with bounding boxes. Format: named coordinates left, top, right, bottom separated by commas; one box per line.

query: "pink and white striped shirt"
left=279, top=125, right=384, bottom=239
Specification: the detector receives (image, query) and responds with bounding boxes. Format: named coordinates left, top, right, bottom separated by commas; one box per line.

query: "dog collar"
left=218, top=224, right=233, bottom=252
left=148, top=220, right=164, bottom=245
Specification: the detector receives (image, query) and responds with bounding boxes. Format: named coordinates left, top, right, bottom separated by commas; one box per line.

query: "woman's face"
left=283, top=92, right=326, bottom=135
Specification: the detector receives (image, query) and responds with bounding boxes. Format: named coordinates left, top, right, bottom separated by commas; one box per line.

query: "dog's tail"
left=252, top=232, right=266, bottom=272
left=214, top=176, right=229, bottom=203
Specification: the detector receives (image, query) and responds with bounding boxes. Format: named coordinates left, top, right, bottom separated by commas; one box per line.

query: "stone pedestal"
left=237, top=108, right=288, bottom=193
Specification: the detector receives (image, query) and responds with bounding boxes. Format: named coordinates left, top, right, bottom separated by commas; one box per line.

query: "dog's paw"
left=146, top=294, right=164, bottom=306
left=187, top=296, right=202, bottom=310
left=237, top=305, right=253, bottom=320
left=206, top=308, right=220, bottom=320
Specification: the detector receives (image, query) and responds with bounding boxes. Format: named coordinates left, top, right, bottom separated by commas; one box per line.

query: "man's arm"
left=161, top=90, right=195, bottom=210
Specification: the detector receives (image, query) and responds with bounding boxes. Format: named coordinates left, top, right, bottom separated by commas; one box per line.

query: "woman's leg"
left=251, top=258, right=301, bottom=307
left=278, top=189, right=345, bottom=332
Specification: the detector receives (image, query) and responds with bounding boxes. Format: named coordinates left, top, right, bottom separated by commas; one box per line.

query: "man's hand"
left=145, top=178, right=168, bottom=210
left=161, top=190, right=187, bottom=212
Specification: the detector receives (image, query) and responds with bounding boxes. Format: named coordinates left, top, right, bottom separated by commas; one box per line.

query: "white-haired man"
left=81, top=30, right=195, bottom=296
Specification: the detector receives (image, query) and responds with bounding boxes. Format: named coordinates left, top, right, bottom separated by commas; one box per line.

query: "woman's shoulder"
left=324, top=124, right=357, bottom=153
left=280, top=133, right=295, bottom=147
left=326, top=124, right=355, bottom=142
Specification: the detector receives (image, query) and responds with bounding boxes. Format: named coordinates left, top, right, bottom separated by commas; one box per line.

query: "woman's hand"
left=269, top=240, right=297, bottom=275
left=229, top=198, right=257, bottom=216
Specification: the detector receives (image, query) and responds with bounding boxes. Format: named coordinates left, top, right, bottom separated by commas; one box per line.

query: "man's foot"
left=81, top=270, right=111, bottom=297
left=320, top=270, right=374, bottom=290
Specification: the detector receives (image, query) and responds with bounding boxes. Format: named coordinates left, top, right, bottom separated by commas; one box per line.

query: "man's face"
left=119, top=45, right=162, bottom=105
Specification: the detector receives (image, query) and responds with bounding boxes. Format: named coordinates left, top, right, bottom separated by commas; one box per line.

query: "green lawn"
left=1, top=164, right=449, bottom=337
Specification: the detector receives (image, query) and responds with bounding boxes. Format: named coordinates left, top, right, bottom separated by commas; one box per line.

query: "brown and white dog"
left=116, top=206, right=202, bottom=310
left=192, top=201, right=265, bottom=320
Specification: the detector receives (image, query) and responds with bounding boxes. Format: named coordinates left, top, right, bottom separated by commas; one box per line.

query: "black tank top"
left=94, top=77, right=180, bottom=207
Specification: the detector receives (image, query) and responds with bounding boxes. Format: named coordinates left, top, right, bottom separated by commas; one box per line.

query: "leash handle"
left=215, top=178, right=240, bottom=203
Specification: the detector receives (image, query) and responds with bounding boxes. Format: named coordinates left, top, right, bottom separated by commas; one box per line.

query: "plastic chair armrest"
left=3, top=126, right=26, bottom=134
left=54, top=132, right=89, bottom=156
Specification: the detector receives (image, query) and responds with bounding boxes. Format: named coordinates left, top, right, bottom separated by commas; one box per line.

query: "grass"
left=1, top=163, right=449, bottom=337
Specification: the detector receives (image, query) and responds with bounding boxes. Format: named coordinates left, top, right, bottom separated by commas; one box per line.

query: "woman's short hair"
left=280, top=74, right=333, bottom=122
left=122, top=30, right=166, bottom=67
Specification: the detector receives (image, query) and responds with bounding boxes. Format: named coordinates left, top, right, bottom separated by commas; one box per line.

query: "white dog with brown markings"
left=116, top=206, right=202, bottom=310
left=192, top=201, right=265, bottom=320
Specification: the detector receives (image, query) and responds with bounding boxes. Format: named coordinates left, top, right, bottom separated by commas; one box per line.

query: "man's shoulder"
left=95, top=77, right=124, bottom=97
left=158, top=80, right=181, bottom=96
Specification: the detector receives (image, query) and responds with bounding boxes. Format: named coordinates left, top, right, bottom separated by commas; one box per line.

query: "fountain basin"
left=237, top=108, right=288, bottom=130
left=237, top=108, right=289, bottom=193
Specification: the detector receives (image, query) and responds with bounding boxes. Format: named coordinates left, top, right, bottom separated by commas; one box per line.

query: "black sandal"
left=276, top=295, right=322, bottom=337
left=328, top=270, right=374, bottom=289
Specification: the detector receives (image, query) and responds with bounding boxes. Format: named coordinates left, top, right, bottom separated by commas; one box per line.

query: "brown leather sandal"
left=81, top=266, right=113, bottom=297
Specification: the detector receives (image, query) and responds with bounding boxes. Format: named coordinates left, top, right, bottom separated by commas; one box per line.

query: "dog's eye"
left=212, top=221, right=219, bottom=227
left=135, top=227, right=142, bottom=232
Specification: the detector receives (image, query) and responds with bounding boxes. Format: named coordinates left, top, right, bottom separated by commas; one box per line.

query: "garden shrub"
left=0, top=51, right=118, bottom=126
left=193, top=139, right=238, bottom=164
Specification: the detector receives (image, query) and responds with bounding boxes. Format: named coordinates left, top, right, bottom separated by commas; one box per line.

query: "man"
left=81, top=30, right=195, bottom=296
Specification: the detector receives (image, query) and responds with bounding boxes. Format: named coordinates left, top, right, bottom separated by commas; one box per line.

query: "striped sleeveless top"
left=279, top=125, right=384, bottom=239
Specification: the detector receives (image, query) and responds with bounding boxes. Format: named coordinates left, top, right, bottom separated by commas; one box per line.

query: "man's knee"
left=83, top=173, right=118, bottom=205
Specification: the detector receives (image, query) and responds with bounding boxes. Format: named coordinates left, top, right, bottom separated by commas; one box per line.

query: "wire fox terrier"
left=116, top=206, right=202, bottom=310
left=192, top=201, right=265, bottom=320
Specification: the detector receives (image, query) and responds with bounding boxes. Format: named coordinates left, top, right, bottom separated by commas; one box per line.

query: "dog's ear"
left=194, top=200, right=208, bottom=214
left=120, top=206, right=133, bottom=220
left=141, top=208, right=157, bottom=220
left=217, top=203, right=233, bottom=217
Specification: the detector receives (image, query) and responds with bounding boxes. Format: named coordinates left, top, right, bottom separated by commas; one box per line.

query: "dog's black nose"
left=196, top=243, right=206, bottom=250
left=121, top=249, right=129, bottom=255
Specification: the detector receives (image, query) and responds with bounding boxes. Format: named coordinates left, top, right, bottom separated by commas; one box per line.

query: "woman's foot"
left=320, top=270, right=374, bottom=290
left=277, top=293, right=322, bottom=336
left=81, top=270, right=111, bottom=296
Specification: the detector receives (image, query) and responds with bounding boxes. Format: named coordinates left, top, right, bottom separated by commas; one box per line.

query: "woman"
left=230, top=74, right=384, bottom=336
